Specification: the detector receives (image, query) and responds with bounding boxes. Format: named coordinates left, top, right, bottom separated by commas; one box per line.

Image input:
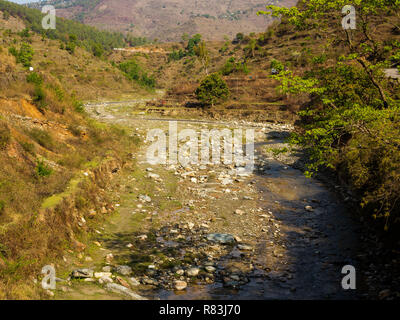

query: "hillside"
left=30, top=0, right=297, bottom=41
left=0, top=4, right=151, bottom=298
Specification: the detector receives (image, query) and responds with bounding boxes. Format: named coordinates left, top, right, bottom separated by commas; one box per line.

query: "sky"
left=8, top=0, right=41, bottom=4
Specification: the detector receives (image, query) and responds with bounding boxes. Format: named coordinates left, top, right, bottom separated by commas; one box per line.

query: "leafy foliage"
left=9, top=43, right=34, bottom=68
left=259, top=0, right=400, bottom=229
left=220, top=57, right=249, bottom=75
left=36, top=160, right=53, bottom=178
left=118, top=59, right=156, bottom=89
left=168, top=34, right=203, bottom=61
left=195, top=73, right=230, bottom=106
left=26, top=72, right=43, bottom=86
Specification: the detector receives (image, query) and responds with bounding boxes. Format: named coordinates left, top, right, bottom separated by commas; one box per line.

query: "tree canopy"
left=259, top=0, right=400, bottom=229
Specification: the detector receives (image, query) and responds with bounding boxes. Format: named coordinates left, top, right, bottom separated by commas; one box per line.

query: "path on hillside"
left=56, top=101, right=359, bottom=300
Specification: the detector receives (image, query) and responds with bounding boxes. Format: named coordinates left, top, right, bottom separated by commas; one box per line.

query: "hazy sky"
left=8, top=0, right=40, bottom=4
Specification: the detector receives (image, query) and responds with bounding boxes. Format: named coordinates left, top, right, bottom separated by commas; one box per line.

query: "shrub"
left=17, top=43, right=34, bottom=67
left=73, top=100, right=85, bottom=113
left=186, top=34, right=202, bottom=56
left=221, top=57, right=249, bottom=75
left=221, top=57, right=236, bottom=75
left=8, top=42, right=34, bottom=67
left=168, top=49, right=185, bottom=61
left=233, top=33, right=244, bottom=44
left=65, top=42, right=76, bottom=54
left=119, top=59, right=156, bottom=89
left=36, top=160, right=52, bottom=177
left=91, top=43, right=104, bottom=57
left=26, top=72, right=43, bottom=86
left=270, top=59, right=285, bottom=73
left=32, top=86, right=47, bottom=112
left=195, top=73, right=230, bottom=106
left=18, top=28, right=30, bottom=38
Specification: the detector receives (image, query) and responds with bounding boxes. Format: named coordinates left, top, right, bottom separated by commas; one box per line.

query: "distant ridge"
left=29, top=0, right=297, bottom=41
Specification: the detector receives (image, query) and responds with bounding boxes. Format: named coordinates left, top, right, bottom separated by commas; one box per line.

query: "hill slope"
left=30, top=0, right=297, bottom=41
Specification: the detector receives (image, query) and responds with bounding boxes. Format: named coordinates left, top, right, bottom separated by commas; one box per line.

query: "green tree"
left=258, top=0, right=400, bottom=229
left=195, top=73, right=230, bottom=107
left=186, top=34, right=202, bottom=56
left=9, top=42, right=34, bottom=67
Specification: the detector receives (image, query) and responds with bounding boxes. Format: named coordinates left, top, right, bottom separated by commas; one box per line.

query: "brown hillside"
left=32, top=0, right=297, bottom=41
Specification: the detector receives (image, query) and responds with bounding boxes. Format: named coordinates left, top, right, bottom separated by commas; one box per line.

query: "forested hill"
left=0, top=0, right=127, bottom=54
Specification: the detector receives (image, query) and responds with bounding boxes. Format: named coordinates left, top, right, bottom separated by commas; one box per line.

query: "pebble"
left=45, top=290, right=54, bottom=297
left=98, top=276, right=113, bottom=284
left=235, top=209, right=244, bottom=215
left=106, top=253, right=114, bottom=263
left=186, top=267, right=200, bottom=277
left=128, top=277, right=141, bottom=287
left=70, top=269, right=94, bottom=279
left=174, top=280, right=187, bottom=291
left=221, top=178, right=233, bottom=185
left=115, top=265, right=133, bottom=276
left=206, top=233, right=235, bottom=245
left=237, top=244, right=252, bottom=251
left=139, top=195, right=152, bottom=203
left=102, top=266, right=112, bottom=272
left=94, top=272, right=112, bottom=279
left=205, top=266, right=216, bottom=273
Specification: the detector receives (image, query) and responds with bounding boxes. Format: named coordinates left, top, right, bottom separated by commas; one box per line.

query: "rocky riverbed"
left=52, top=101, right=365, bottom=300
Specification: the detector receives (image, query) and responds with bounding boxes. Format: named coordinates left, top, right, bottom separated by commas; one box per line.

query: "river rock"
left=237, top=244, right=252, bottom=251
left=174, top=280, right=187, bottom=291
left=206, top=233, right=235, bottom=245
left=105, top=283, right=147, bottom=300
left=186, top=267, right=200, bottom=277
left=176, top=269, right=185, bottom=276
left=98, top=276, right=113, bottom=284
left=205, top=266, right=216, bottom=273
left=128, top=277, right=141, bottom=287
left=115, top=265, right=133, bottom=276
left=221, top=178, right=233, bottom=185
left=106, top=253, right=114, bottom=263
left=148, top=172, right=161, bottom=180
left=71, top=269, right=94, bottom=279
left=139, top=195, right=152, bottom=203
left=142, top=278, right=158, bottom=286
left=94, top=272, right=112, bottom=279
left=102, top=266, right=112, bottom=272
